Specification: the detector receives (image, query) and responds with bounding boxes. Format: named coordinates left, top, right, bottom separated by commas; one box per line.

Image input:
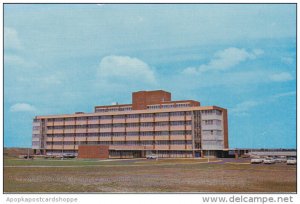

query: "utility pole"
left=27, top=148, right=30, bottom=160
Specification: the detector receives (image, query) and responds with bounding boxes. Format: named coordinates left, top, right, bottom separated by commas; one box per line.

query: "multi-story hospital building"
left=32, top=90, right=229, bottom=158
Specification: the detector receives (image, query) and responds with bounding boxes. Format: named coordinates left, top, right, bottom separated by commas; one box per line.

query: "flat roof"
left=35, top=105, right=226, bottom=119
left=94, top=100, right=200, bottom=109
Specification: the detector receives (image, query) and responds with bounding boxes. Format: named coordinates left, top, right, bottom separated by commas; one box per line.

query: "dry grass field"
left=4, top=156, right=296, bottom=193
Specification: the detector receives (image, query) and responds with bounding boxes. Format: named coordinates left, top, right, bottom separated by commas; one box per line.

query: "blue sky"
left=4, top=4, right=296, bottom=148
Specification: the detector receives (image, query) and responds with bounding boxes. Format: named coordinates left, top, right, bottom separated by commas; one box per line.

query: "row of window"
left=203, top=120, right=222, bottom=126
left=147, top=103, right=192, bottom=109
left=47, top=130, right=192, bottom=138
left=47, top=140, right=192, bottom=146
left=35, top=110, right=222, bottom=123
left=32, top=134, right=40, bottom=139
left=201, top=110, right=222, bottom=115
left=32, top=141, right=40, bottom=146
left=95, top=103, right=194, bottom=112
left=110, top=150, right=193, bottom=157
left=45, top=111, right=192, bottom=122
left=95, top=106, right=132, bottom=113
left=46, top=121, right=192, bottom=130
left=203, top=130, right=223, bottom=135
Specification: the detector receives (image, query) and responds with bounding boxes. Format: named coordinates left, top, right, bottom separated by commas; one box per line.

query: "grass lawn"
left=4, top=157, right=296, bottom=193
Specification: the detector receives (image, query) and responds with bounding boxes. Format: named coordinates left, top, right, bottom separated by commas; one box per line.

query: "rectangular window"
left=127, top=123, right=139, bottom=127
left=95, top=108, right=107, bottom=112
left=156, top=131, right=169, bottom=136
left=32, top=126, right=40, bottom=130
left=88, top=124, right=98, bottom=128
left=113, top=123, right=125, bottom=127
left=100, top=133, right=111, bottom=137
left=76, top=117, right=87, bottom=121
left=170, top=121, right=184, bottom=126
left=127, top=132, right=139, bottom=136
left=127, top=114, right=139, bottom=118
left=155, top=122, right=169, bottom=126
left=32, top=141, right=40, bottom=146
left=100, top=124, right=112, bottom=128
left=147, top=105, right=160, bottom=109
left=140, top=132, right=154, bottom=136
left=140, top=122, right=154, bottom=127
left=87, top=133, right=98, bottom=137
left=101, top=115, right=112, bottom=120
left=155, top=113, right=169, bottom=117
left=112, top=132, right=122, bottom=137
left=215, top=110, right=222, bottom=115
left=76, top=133, right=86, bottom=137
left=119, top=107, right=132, bottom=111
left=170, top=111, right=185, bottom=116
left=141, top=113, right=153, bottom=118
left=88, top=116, right=99, bottom=120
left=161, top=104, right=171, bottom=109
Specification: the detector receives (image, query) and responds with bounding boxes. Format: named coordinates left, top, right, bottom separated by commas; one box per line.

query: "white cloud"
left=39, top=75, right=62, bottom=85
left=269, top=72, right=293, bottom=82
left=177, top=69, right=293, bottom=90
left=10, top=103, right=37, bottom=112
left=272, top=91, right=296, bottom=98
left=4, top=55, right=39, bottom=68
left=182, top=47, right=264, bottom=74
left=231, top=91, right=295, bottom=116
left=138, top=16, right=144, bottom=22
left=231, top=100, right=260, bottom=116
left=97, top=55, right=156, bottom=85
left=281, top=56, right=294, bottom=65
left=4, top=27, right=22, bottom=50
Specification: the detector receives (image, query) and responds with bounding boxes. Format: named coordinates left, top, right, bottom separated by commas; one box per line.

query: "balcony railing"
left=64, top=137, right=75, bottom=142
left=155, top=126, right=169, bottom=131
left=112, top=136, right=126, bottom=142
left=87, top=120, right=99, bottom=125
left=169, top=145, right=186, bottom=150
left=139, top=136, right=154, bottom=141
left=113, top=127, right=126, bottom=132
left=126, top=127, right=139, bottom=132
left=113, top=118, right=126, bottom=123
left=155, top=135, right=169, bottom=140
left=155, top=117, right=169, bottom=122
left=87, top=128, right=99, bottom=133
left=87, top=136, right=99, bottom=141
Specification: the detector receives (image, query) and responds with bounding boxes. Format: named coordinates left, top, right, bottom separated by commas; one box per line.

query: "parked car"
left=274, top=156, right=287, bottom=163
left=263, top=157, right=276, bottom=164
left=251, top=158, right=263, bottom=164
left=287, top=157, right=297, bottom=165
left=146, top=154, right=158, bottom=159
left=58, top=153, right=76, bottom=159
left=18, top=155, right=33, bottom=159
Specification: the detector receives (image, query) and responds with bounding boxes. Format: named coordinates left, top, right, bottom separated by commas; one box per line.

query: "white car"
left=263, top=158, right=275, bottom=164
left=251, top=158, right=263, bottom=164
left=275, top=157, right=287, bottom=163
left=287, top=158, right=297, bottom=165
left=146, top=154, right=158, bottom=159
